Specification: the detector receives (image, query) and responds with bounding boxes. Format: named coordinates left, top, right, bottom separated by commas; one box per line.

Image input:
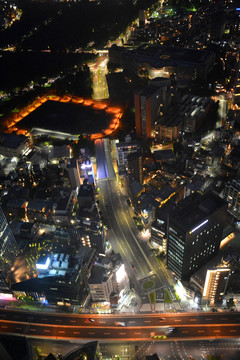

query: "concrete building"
left=67, top=159, right=81, bottom=190
left=116, top=138, right=141, bottom=174
left=223, top=178, right=240, bottom=218
left=135, top=82, right=170, bottom=139
left=154, top=149, right=176, bottom=164
left=89, top=254, right=130, bottom=305
left=210, top=10, right=225, bottom=40
left=77, top=229, right=105, bottom=255
left=0, top=133, right=28, bottom=158
left=27, top=200, right=52, bottom=223
left=0, top=206, right=18, bottom=292
left=151, top=219, right=167, bottom=252
left=155, top=114, right=182, bottom=142
left=202, top=266, right=230, bottom=305
left=190, top=252, right=231, bottom=305
left=167, top=192, right=228, bottom=281
left=51, top=189, right=77, bottom=226
left=12, top=248, right=96, bottom=305
left=109, top=44, right=215, bottom=87
left=126, top=152, right=143, bottom=185
left=48, top=144, right=70, bottom=162
left=180, top=95, right=213, bottom=133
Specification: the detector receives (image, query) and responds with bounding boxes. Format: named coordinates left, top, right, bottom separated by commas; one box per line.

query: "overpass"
left=0, top=309, right=239, bottom=341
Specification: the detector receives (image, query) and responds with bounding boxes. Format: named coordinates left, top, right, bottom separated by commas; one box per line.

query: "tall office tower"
left=139, top=9, right=146, bottom=28
left=126, top=152, right=143, bottom=185
left=0, top=207, right=18, bottom=291
left=210, top=10, right=225, bottom=40
left=135, top=81, right=170, bottom=139
left=223, top=178, right=240, bottom=216
left=167, top=192, right=228, bottom=281
left=67, top=159, right=81, bottom=190
left=203, top=266, right=230, bottom=305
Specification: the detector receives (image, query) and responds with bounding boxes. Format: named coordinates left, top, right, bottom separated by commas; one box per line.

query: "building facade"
left=223, top=178, right=240, bottom=217
left=126, top=152, right=143, bottom=185
left=135, top=83, right=169, bottom=139
left=203, top=266, right=230, bottom=305
left=167, top=192, right=228, bottom=281
left=0, top=206, right=18, bottom=291
left=116, top=139, right=141, bottom=174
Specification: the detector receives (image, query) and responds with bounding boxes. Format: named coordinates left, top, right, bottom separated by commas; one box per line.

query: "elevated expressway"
left=0, top=310, right=239, bottom=341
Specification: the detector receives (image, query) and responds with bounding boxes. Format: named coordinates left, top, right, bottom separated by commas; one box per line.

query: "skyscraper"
left=223, top=178, right=240, bottom=216
left=135, top=81, right=170, bottom=139
left=126, top=152, right=143, bottom=185
left=167, top=192, right=228, bottom=281
left=0, top=207, right=18, bottom=291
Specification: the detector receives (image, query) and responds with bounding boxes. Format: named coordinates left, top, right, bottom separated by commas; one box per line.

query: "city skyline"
left=0, top=0, right=240, bottom=359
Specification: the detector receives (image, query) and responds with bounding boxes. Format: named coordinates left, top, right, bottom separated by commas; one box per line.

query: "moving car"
left=85, top=318, right=95, bottom=323
left=114, top=321, right=126, bottom=326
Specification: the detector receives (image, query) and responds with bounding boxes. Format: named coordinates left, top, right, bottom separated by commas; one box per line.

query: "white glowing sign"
left=36, top=257, right=50, bottom=270
left=116, top=264, right=126, bottom=283
left=81, top=163, right=92, bottom=169
left=0, top=293, right=15, bottom=300
left=190, top=219, right=208, bottom=234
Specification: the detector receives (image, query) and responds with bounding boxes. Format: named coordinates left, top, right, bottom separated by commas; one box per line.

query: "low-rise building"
left=155, top=113, right=182, bottom=142
left=27, top=200, right=52, bottom=223
left=12, top=247, right=97, bottom=306
left=88, top=254, right=130, bottom=306
left=190, top=260, right=230, bottom=306
left=0, top=133, right=28, bottom=158
left=52, top=189, right=77, bottom=226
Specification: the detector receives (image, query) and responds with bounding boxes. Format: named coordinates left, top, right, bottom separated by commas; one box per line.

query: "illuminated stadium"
left=6, top=95, right=122, bottom=140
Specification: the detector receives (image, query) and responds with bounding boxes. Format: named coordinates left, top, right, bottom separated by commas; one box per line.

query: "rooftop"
left=170, top=192, right=227, bottom=232
left=130, top=44, right=214, bottom=68
left=0, top=132, right=27, bottom=149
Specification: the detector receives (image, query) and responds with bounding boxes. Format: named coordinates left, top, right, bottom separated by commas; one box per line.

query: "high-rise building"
left=139, top=9, right=146, bottom=28
left=67, top=159, right=81, bottom=190
left=210, top=10, right=225, bottom=40
left=203, top=266, right=230, bottom=305
left=223, top=178, right=240, bottom=217
left=116, top=137, right=141, bottom=174
left=135, top=81, right=170, bottom=139
left=126, top=152, right=143, bottom=184
left=167, top=192, right=228, bottom=281
left=0, top=207, right=18, bottom=291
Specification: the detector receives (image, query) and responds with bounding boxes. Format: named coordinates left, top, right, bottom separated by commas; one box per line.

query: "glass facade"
left=167, top=227, right=185, bottom=278
left=0, top=207, right=18, bottom=290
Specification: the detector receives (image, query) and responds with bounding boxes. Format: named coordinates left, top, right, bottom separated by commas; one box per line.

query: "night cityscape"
left=1, top=0, right=240, bottom=359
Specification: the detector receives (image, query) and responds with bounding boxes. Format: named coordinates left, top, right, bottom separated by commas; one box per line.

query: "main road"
left=0, top=309, right=239, bottom=341
left=95, top=139, right=177, bottom=304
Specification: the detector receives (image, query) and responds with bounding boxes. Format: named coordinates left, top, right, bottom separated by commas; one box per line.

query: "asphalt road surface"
left=0, top=309, right=240, bottom=341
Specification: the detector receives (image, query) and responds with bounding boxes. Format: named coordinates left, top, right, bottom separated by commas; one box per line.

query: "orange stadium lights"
left=83, top=99, right=93, bottom=106
left=60, top=96, right=71, bottom=103
left=72, top=97, right=84, bottom=104
left=93, top=103, right=107, bottom=110
left=6, top=94, right=122, bottom=139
